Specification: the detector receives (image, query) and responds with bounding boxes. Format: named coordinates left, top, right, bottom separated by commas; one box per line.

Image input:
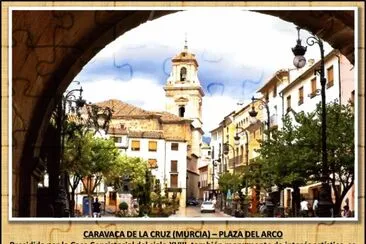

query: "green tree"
left=253, top=102, right=354, bottom=217
left=135, top=170, right=153, bottom=216
left=218, top=172, right=243, bottom=197
left=254, top=116, right=313, bottom=216
left=295, top=102, right=354, bottom=216
left=105, top=155, right=147, bottom=192
left=63, top=130, right=119, bottom=217
left=62, top=122, right=92, bottom=217
left=104, top=155, right=148, bottom=215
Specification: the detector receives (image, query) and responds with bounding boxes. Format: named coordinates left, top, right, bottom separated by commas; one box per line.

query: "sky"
left=72, top=9, right=332, bottom=136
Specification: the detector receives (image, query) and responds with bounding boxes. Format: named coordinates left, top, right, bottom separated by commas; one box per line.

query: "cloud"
left=202, top=95, right=242, bottom=134
left=79, top=78, right=165, bottom=111
left=73, top=9, right=334, bottom=136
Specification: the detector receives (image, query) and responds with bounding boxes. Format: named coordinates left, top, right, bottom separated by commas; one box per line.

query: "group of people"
left=300, top=198, right=352, bottom=217
left=300, top=198, right=317, bottom=217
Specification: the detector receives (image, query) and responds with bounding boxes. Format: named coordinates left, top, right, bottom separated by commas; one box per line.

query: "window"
left=148, top=159, right=158, bottom=169
left=327, top=66, right=334, bottom=88
left=273, top=84, right=277, bottom=97
left=311, top=77, right=317, bottom=98
left=112, top=136, right=120, bottom=143
left=171, top=143, right=179, bottom=151
left=208, top=150, right=211, bottom=156
left=286, top=95, right=292, bottom=112
left=170, top=175, right=178, bottom=188
left=148, top=141, right=157, bottom=152
left=171, top=160, right=178, bottom=173
left=131, top=140, right=140, bottom=151
left=298, top=86, right=304, bottom=105
left=180, top=67, right=187, bottom=81
left=179, top=106, right=185, bottom=117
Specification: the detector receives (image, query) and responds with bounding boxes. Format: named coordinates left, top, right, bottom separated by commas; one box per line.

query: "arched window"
left=179, top=106, right=185, bottom=117
left=180, top=67, right=187, bottom=81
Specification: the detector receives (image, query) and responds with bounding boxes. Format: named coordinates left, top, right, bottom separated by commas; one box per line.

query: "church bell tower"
left=164, top=37, right=204, bottom=200
left=164, top=37, right=205, bottom=132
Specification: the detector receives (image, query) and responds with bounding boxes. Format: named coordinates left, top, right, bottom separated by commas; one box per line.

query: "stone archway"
left=11, top=10, right=356, bottom=216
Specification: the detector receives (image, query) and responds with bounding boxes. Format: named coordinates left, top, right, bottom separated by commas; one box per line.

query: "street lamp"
left=55, top=84, right=114, bottom=217
left=84, top=103, right=113, bottom=135
left=249, top=96, right=270, bottom=132
left=55, top=85, right=86, bottom=217
left=211, top=158, right=220, bottom=194
left=223, top=142, right=237, bottom=175
left=291, top=26, right=333, bottom=217
left=248, top=96, right=275, bottom=217
left=234, top=125, right=250, bottom=217
left=223, top=141, right=239, bottom=216
left=234, top=125, right=249, bottom=195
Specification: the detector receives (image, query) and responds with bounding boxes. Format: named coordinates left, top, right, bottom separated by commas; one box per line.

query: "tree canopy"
left=218, top=172, right=243, bottom=195
left=104, top=155, right=148, bottom=193
left=251, top=102, right=354, bottom=216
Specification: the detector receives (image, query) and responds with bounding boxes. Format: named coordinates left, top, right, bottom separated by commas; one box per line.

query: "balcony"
left=228, top=155, right=247, bottom=168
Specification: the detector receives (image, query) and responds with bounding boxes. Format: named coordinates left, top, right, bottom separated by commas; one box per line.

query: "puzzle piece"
left=10, top=10, right=360, bottom=228
left=201, top=49, right=223, bottom=63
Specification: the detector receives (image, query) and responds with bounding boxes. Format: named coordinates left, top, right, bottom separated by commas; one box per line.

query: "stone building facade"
left=95, top=99, right=192, bottom=209
left=163, top=41, right=204, bottom=200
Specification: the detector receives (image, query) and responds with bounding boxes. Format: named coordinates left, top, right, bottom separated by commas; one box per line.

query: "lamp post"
left=234, top=125, right=249, bottom=195
left=55, top=86, right=86, bottom=217
left=223, top=142, right=237, bottom=175
left=84, top=103, right=113, bottom=135
left=211, top=159, right=220, bottom=196
left=249, top=96, right=270, bottom=132
left=223, top=142, right=238, bottom=216
left=55, top=84, right=114, bottom=217
left=291, top=26, right=333, bottom=217
left=248, top=96, right=275, bottom=217
left=234, top=125, right=250, bottom=217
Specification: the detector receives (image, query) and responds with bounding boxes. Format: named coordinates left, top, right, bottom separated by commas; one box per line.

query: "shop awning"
left=300, top=182, right=322, bottom=194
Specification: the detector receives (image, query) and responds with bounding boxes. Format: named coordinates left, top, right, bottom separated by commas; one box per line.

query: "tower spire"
left=184, top=32, right=188, bottom=50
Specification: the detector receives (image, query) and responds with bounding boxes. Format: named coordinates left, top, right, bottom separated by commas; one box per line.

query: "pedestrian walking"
left=300, top=198, right=309, bottom=217
left=312, top=198, right=319, bottom=217
left=93, top=197, right=101, bottom=217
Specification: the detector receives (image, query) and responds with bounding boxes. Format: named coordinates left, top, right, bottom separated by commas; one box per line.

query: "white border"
left=8, top=5, right=360, bottom=222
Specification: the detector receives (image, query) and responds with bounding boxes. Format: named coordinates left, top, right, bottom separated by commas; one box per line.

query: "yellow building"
left=211, top=99, right=266, bottom=213
left=233, top=100, right=264, bottom=171
left=220, top=111, right=236, bottom=174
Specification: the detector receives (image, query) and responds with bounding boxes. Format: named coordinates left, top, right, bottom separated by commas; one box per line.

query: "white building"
left=210, top=126, right=224, bottom=174
left=163, top=40, right=205, bottom=200
left=256, top=49, right=355, bottom=211
left=111, top=132, right=188, bottom=198
left=198, top=143, right=214, bottom=201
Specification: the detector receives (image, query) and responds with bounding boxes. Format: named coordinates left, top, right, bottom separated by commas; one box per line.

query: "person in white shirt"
left=312, top=199, right=319, bottom=217
left=300, top=198, right=309, bottom=217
